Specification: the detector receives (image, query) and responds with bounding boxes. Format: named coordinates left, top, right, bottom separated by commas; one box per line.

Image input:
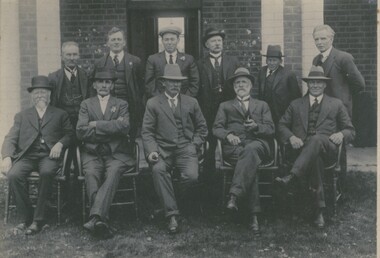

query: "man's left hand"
left=89, top=121, right=97, bottom=128
left=244, top=119, right=258, bottom=130
left=329, top=132, right=344, bottom=145
left=49, top=142, right=63, bottom=159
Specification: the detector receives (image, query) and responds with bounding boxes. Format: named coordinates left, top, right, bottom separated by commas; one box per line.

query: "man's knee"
left=151, top=161, right=168, bottom=177
left=7, top=168, right=24, bottom=183
left=242, top=142, right=263, bottom=159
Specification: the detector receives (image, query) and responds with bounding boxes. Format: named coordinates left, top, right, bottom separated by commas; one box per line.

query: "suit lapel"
left=322, top=48, right=336, bottom=76
left=204, top=57, right=214, bottom=85
left=232, top=98, right=246, bottom=118
left=315, top=95, right=330, bottom=127
left=260, top=67, right=267, bottom=94
left=248, top=98, right=257, bottom=115
left=41, top=106, right=54, bottom=128
left=272, top=66, right=284, bottom=91
left=159, top=52, right=167, bottom=71
left=103, top=96, right=116, bottom=121
left=123, top=54, right=132, bottom=82
left=78, top=68, right=88, bottom=98
left=158, top=94, right=176, bottom=125
left=56, top=69, right=65, bottom=101
left=91, top=97, right=104, bottom=120
left=300, top=96, right=309, bottom=132
left=27, top=108, right=39, bottom=130
left=176, top=52, right=185, bottom=70
left=179, top=95, right=188, bottom=128
left=221, top=53, right=229, bottom=80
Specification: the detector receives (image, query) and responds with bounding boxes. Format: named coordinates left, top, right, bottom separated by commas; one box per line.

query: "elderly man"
left=1, top=76, right=74, bottom=235
left=92, top=27, right=144, bottom=140
left=213, top=67, right=275, bottom=236
left=145, top=26, right=200, bottom=99
left=275, top=66, right=355, bottom=228
left=257, top=45, right=301, bottom=127
left=77, top=70, right=135, bottom=239
left=142, top=64, right=207, bottom=234
left=197, top=28, right=240, bottom=184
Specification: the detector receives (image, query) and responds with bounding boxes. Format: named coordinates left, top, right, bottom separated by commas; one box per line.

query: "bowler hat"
left=226, top=67, right=255, bottom=86
left=302, top=66, right=331, bottom=82
left=202, top=28, right=225, bottom=47
left=262, top=45, right=285, bottom=58
left=27, top=76, right=52, bottom=92
left=159, top=64, right=187, bottom=81
left=94, top=69, right=116, bottom=81
left=159, top=26, right=182, bottom=37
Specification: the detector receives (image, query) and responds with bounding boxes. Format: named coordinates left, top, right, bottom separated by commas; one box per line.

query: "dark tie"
left=238, top=98, right=249, bottom=114
left=311, top=97, right=319, bottom=110
left=70, top=72, right=76, bottom=83
left=267, top=69, right=273, bottom=77
left=169, top=55, right=174, bottom=64
left=315, top=54, right=323, bottom=66
left=210, top=55, right=221, bottom=71
left=170, top=99, right=176, bottom=113
left=114, top=55, right=119, bottom=66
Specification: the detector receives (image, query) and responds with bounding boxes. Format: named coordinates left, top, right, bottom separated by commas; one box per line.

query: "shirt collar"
left=321, top=46, right=332, bottom=58
left=165, top=92, right=179, bottom=101
left=209, top=52, right=222, bottom=59
left=237, top=96, right=250, bottom=102
left=266, top=67, right=279, bottom=76
left=98, top=94, right=110, bottom=102
left=165, top=50, right=178, bottom=59
left=110, top=50, right=124, bottom=61
left=309, top=94, right=323, bottom=106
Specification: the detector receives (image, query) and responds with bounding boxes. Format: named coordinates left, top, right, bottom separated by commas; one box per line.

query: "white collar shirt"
left=98, top=95, right=110, bottom=114
left=237, top=96, right=250, bottom=111
left=110, top=51, right=124, bottom=64
left=321, top=46, right=332, bottom=62
left=165, top=92, right=179, bottom=108
left=266, top=67, right=279, bottom=77
left=309, top=94, right=324, bottom=107
left=64, top=66, right=77, bottom=81
left=165, top=50, right=178, bottom=64
left=35, top=106, right=47, bottom=119
left=209, top=53, right=222, bottom=68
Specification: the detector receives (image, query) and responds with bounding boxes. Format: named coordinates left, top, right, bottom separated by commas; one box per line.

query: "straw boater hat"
left=202, top=28, right=225, bottom=47
left=94, top=69, right=117, bottom=81
left=302, top=66, right=331, bottom=82
left=27, top=76, right=53, bottom=92
left=159, top=64, right=187, bottom=81
left=226, top=67, right=255, bottom=86
left=158, top=26, right=182, bottom=37
left=262, top=45, right=285, bottom=58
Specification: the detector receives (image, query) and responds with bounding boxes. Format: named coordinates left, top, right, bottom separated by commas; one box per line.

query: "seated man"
left=275, top=66, right=355, bottom=228
left=213, top=67, right=274, bottom=236
left=142, top=64, right=208, bottom=234
left=1, top=76, right=74, bottom=235
left=77, top=70, right=135, bottom=238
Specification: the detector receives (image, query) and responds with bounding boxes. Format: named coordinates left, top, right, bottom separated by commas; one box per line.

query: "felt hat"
left=158, top=26, right=182, bottom=37
left=159, top=64, right=187, bottom=80
left=202, top=28, right=225, bottom=47
left=302, top=66, right=331, bottom=82
left=94, top=69, right=117, bottom=81
left=27, top=76, right=53, bottom=92
left=262, top=45, right=285, bottom=58
left=226, top=67, right=255, bottom=86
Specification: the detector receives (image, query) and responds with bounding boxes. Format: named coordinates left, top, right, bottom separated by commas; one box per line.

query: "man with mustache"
left=1, top=76, right=74, bottom=235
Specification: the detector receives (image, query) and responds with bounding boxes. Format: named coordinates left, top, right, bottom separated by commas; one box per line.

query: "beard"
left=34, top=99, right=49, bottom=110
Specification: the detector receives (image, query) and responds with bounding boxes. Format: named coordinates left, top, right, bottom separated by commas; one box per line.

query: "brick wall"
left=19, top=0, right=38, bottom=109
left=324, top=0, right=377, bottom=100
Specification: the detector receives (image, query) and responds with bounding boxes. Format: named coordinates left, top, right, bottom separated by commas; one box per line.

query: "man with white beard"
left=1, top=76, right=74, bottom=235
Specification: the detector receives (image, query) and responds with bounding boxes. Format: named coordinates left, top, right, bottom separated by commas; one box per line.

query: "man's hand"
left=289, top=135, right=304, bottom=149
left=329, top=132, right=344, bottom=145
left=49, top=142, right=63, bottom=159
left=148, top=152, right=160, bottom=163
left=244, top=118, right=258, bottom=130
left=89, top=121, right=97, bottom=128
left=1, top=157, right=12, bottom=175
left=226, top=134, right=241, bottom=146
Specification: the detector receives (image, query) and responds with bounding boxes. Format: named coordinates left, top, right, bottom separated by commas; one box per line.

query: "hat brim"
left=262, top=54, right=285, bottom=58
left=302, top=77, right=331, bottom=82
left=159, top=76, right=187, bottom=81
left=226, top=73, right=255, bottom=86
left=203, top=33, right=226, bottom=47
left=27, top=85, right=52, bottom=92
left=94, top=77, right=117, bottom=81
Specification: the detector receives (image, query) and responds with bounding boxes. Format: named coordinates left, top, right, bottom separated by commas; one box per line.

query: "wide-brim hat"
left=94, top=69, right=117, bottom=81
left=226, top=67, right=255, bottom=86
left=27, top=75, right=53, bottom=92
left=159, top=26, right=182, bottom=37
left=159, top=64, right=187, bottom=81
left=203, top=28, right=225, bottom=47
left=302, top=66, right=331, bottom=82
left=262, top=45, right=285, bottom=58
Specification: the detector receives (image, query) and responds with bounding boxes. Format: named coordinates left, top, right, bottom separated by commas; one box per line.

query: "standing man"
left=92, top=27, right=144, bottom=139
left=275, top=66, right=355, bottom=228
left=197, top=28, right=240, bottom=182
left=312, top=24, right=365, bottom=117
left=213, top=67, right=274, bottom=236
left=77, top=70, right=135, bottom=239
left=1, top=76, right=73, bottom=235
left=257, top=45, right=301, bottom=127
left=145, top=26, right=200, bottom=99
left=142, top=64, right=207, bottom=234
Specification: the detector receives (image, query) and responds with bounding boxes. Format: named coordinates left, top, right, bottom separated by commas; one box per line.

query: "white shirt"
left=209, top=53, right=222, bottom=68
left=165, top=50, right=178, bottom=64
left=64, top=66, right=77, bottom=81
left=237, top=96, right=250, bottom=111
left=165, top=92, right=179, bottom=108
left=35, top=106, right=47, bottom=119
left=320, top=46, right=332, bottom=63
left=309, top=94, right=324, bottom=107
left=98, top=95, right=110, bottom=114
left=110, top=51, right=124, bottom=64
left=266, top=67, right=279, bottom=77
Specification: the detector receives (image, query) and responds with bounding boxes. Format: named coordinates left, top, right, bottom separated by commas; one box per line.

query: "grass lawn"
left=0, top=170, right=376, bottom=258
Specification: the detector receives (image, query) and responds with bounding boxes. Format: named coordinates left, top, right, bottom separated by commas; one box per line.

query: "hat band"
left=308, top=71, right=325, bottom=77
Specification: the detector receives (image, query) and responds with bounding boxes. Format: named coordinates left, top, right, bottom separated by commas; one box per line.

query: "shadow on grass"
left=0, top=170, right=376, bottom=258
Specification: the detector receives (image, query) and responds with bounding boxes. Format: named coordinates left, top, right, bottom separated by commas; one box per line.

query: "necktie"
left=316, top=54, right=323, bottom=66
left=70, top=72, right=76, bottom=83
left=311, top=97, right=319, bottom=110
left=238, top=98, right=249, bottom=114
left=170, top=99, right=176, bottom=113
left=210, top=55, right=221, bottom=71
left=114, top=55, right=119, bottom=66
left=267, top=69, right=273, bottom=77
left=169, top=55, right=174, bottom=64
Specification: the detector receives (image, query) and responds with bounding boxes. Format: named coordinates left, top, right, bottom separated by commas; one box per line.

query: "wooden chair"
left=217, top=139, right=279, bottom=211
left=77, top=142, right=140, bottom=223
left=4, top=148, right=70, bottom=225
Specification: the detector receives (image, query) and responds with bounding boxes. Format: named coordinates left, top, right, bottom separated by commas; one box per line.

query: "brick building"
left=0, top=0, right=377, bottom=146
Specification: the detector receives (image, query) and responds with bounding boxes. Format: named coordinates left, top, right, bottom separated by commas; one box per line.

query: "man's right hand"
left=148, top=152, right=160, bottom=163
left=226, top=134, right=241, bottom=146
left=289, top=135, right=304, bottom=149
left=1, top=157, right=12, bottom=175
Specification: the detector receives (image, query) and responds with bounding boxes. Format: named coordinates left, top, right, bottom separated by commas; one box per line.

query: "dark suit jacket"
left=197, top=54, right=240, bottom=129
left=142, top=94, right=208, bottom=158
left=1, top=106, right=74, bottom=162
left=257, top=65, right=301, bottom=124
left=76, top=96, right=134, bottom=166
left=145, top=51, right=200, bottom=98
left=92, top=52, right=144, bottom=136
left=213, top=98, right=275, bottom=153
left=278, top=95, right=355, bottom=144
left=312, top=47, right=365, bottom=117
left=48, top=66, right=90, bottom=106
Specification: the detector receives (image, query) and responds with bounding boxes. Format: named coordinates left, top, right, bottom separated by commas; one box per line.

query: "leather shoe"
left=249, top=214, right=260, bottom=237
left=95, top=220, right=113, bottom=239
left=226, top=194, right=238, bottom=211
left=168, top=216, right=179, bottom=234
left=83, top=216, right=99, bottom=233
left=275, top=173, right=295, bottom=186
left=25, top=221, right=43, bottom=235
left=313, top=210, right=325, bottom=229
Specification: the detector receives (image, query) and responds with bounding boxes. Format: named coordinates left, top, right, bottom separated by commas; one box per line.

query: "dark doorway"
left=127, top=1, right=201, bottom=68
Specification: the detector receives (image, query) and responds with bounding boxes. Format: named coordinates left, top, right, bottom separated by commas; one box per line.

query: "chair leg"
left=4, top=182, right=10, bottom=224
left=132, top=177, right=138, bottom=219
left=82, top=181, right=86, bottom=223
left=222, top=170, right=227, bottom=208
left=57, top=182, right=61, bottom=225
left=332, top=175, right=338, bottom=217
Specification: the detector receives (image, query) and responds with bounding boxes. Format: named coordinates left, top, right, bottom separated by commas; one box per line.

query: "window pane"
left=158, top=17, right=185, bottom=53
